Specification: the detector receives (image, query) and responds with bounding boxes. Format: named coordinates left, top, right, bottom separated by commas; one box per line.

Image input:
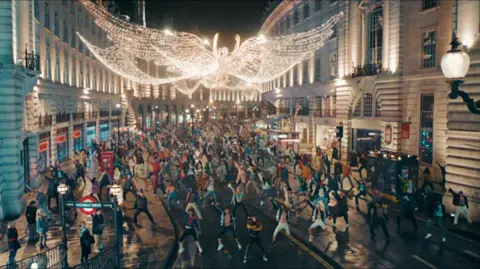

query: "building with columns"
left=260, top=0, right=480, bottom=219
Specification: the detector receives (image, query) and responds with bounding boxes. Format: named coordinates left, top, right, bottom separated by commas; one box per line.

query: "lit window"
left=367, top=7, right=383, bottom=65
left=329, top=52, right=337, bottom=80
left=72, top=56, right=76, bottom=86
left=314, top=57, right=321, bottom=82
left=420, top=94, right=434, bottom=164
left=363, top=94, right=373, bottom=117
left=86, top=65, right=90, bottom=88
left=422, top=31, right=436, bottom=68
left=422, top=0, right=439, bottom=11
left=45, top=43, right=51, bottom=80
left=375, top=100, right=381, bottom=117
left=79, top=60, right=83, bottom=88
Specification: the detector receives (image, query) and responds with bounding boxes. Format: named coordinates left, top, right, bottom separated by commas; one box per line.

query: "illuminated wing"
left=80, top=0, right=218, bottom=79
left=227, top=12, right=344, bottom=83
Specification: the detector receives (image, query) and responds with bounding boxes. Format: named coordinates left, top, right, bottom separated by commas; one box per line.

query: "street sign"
left=65, top=197, right=114, bottom=215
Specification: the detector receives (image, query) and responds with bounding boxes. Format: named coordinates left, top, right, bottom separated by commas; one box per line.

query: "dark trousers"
left=397, top=211, right=418, bottom=231
left=217, top=226, right=237, bottom=239
left=48, top=195, right=59, bottom=210
left=256, top=156, right=265, bottom=166
left=358, top=166, right=367, bottom=178
left=370, top=217, right=389, bottom=239
left=244, top=236, right=266, bottom=258
left=333, top=214, right=349, bottom=225
left=232, top=202, right=248, bottom=218
left=76, top=173, right=86, bottom=185
left=81, top=252, right=89, bottom=263
left=355, top=190, right=368, bottom=206
left=179, top=228, right=198, bottom=242
left=134, top=208, right=154, bottom=224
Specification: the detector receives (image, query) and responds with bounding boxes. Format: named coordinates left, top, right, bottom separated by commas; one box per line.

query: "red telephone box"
left=100, top=151, right=114, bottom=177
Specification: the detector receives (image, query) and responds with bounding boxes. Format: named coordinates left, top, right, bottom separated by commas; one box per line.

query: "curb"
left=160, top=201, right=180, bottom=269
left=245, top=201, right=343, bottom=269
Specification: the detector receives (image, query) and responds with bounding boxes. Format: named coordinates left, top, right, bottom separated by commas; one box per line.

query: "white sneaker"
left=263, top=255, right=268, bottom=262
left=442, top=237, right=446, bottom=242
left=243, top=257, right=248, bottom=264
left=198, top=246, right=203, bottom=254
left=425, top=233, right=432, bottom=239
left=309, top=235, right=313, bottom=242
left=179, top=246, right=185, bottom=254
left=346, top=224, right=349, bottom=228
left=260, top=200, right=264, bottom=206
left=237, top=243, right=242, bottom=250
left=217, top=243, right=224, bottom=251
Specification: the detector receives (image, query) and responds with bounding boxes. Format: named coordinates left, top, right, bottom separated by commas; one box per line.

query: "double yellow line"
left=281, top=230, right=334, bottom=269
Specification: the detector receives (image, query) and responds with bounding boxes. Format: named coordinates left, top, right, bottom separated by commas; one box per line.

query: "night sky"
left=116, top=0, right=271, bottom=49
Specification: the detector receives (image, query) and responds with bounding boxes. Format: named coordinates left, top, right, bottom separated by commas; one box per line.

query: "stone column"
left=340, top=120, right=352, bottom=162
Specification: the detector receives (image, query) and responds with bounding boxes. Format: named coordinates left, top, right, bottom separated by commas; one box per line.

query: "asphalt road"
left=162, top=172, right=337, bottom=269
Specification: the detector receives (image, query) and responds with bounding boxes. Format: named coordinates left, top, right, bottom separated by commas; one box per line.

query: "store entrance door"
left=302, top=128, right=308, bottom=143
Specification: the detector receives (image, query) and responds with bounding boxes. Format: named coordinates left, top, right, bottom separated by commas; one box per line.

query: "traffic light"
left=336, top=126, right=343, bottom=139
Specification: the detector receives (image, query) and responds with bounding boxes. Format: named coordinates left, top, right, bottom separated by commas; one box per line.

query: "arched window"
left=353, top=99, right=362, bottom=117
left=363, top=93, right=373, bottom=117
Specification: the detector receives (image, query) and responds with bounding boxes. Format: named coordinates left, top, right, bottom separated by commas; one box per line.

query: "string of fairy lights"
left=78, top=0, right=343, bottom=97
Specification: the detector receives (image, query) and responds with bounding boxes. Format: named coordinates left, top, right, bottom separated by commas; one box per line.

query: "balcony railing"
left=278, top=108, right=289, bottom=114
left=100, top=111, right=110, bottom=117
left=73, top=112, right=85, bottom=121
left=311, top=109, right=336, bottom=117
left=352, top=63, right=382, bottom=78
left=111, top=110, right=122, bottom=116
left=0, top=244, right=63, bottom=269
left=86, top=111, right=98, bottom=120
left=23, top=49, right=40, bottom=72
left=39, top=114, right=52, bottom=128
left=55, top=113, right=70, bottom=124
left=313, top=109, right=322, bottom=117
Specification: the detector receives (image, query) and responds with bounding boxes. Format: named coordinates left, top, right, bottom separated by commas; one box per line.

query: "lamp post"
left=441, top=32, right=480, bottom=114
left=57, top=183, right=69, bottom=269
left=115, top=103, right=121, bottom=149
left=110, top=183, right=122, bottom=268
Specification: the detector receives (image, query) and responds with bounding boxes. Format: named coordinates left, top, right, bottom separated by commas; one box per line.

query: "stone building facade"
left=261, top=0, right=480, bottom=220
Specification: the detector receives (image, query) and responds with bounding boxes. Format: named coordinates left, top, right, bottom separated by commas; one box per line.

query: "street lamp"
left=109, top=183, right=122, bottom=267
left=57, top=183, right=69, bottom=268
left=441, top=32, right=480, bottom=114
left=115, top=103, right=121, bottom=149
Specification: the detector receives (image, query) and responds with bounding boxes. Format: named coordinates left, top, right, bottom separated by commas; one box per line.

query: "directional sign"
left=65, top=196, right=114, bottom=215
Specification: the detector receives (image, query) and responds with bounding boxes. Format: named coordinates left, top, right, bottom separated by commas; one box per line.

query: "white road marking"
left=463, top=250, right=480, bottom=259
left=411, top=255, right=438, bottom=269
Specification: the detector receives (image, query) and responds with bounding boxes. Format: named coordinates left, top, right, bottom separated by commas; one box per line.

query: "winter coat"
left=80, top=230, right=95, bottom=255
left=25, top=205, right=37, bottom=224
left=92, top=214, right=105, bottom=235
left=7, top=227, right=21, bottom=252
left=449, top=189, right=469, bottom=208
left=36, top=215, right=48, bottom=234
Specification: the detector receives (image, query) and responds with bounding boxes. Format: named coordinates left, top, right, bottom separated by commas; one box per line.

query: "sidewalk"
left=244, top=162, right=480, bottom=268
left=0, top=160, right=176, bottom=268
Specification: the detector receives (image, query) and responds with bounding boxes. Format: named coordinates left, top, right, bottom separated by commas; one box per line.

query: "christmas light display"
left=79, top=0, right=343, bottom=92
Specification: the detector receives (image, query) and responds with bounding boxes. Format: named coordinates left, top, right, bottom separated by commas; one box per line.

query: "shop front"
left=294, top=118, right=309, bottom=144
left=351, top=119, right=383, bottom=155
left=100, top=120, right=109, bottom=142
left=56, top=128, right=69, bottom=162
left=38, top=132, right=50, bottom=174
left=73, top=124, right=84, bottom=152
left=87, top=122, right=97, bottom=147
left=314, top=118, right=338, bottom=150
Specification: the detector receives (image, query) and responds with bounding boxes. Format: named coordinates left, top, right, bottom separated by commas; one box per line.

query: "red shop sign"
left=401, top=123, right=410, bottom=139
left=56, top=134, right=66, bottom=144
left=73, top=130, right=82, bottom=139
left=38, top=141, right=49, bottom=152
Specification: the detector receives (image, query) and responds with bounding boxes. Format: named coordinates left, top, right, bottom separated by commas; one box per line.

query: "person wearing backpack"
left=80, top=229, right=95, bottom=263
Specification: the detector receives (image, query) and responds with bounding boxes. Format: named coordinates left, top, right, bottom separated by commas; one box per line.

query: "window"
left=106, top=76, right=109, bottom=92
left=71, top=27, right=76, bottom=49
left=293, top=66, right=297, bottom=86
left=72, top=56, right=76, bottom=87
left=363, top=94, right=373, bottom=117
left=86, top=65, right=90, bottom=88
left=64, top=50, right=69, bottom=84
left=314, top=0, right=321, bottom=12
left=303, top=60, right=309, bottom=83
left=79, top=41, right=83, bottom=54
left=45, top=43, right=51, bottom=80
left=93, top=68, right=97, bottom=90
left=314, top=57, right=321, bottom=82
left=303, top=4, right=309, bottom=19
left=71, top=2, right=75, bottom=15
left=329, top=0, right=337, bottom=4
left=367, top=7, right=383, bottom=65
left=63, top=21, right=68, bottom=43
left=353, top=99, right=362, bottom=117
left=54, top=12, right=59, bottom=36
left=55, top=49, right=60, bottom=82
left=78, top=10, right=82, bottom=25
left=44, top=2, right=50, bottom=29
left=85, top=15, right=89, bottom=29
left=420, top=94, right=434, bottom=164
left=329, top=52, right=337, bottom=80
left=79, top=60, right=83, bottom=88
left=375, top=100, right=382, bottom=117
left=330, top=25, right=337, bottom=39
left=294, top=8, right=299, bottom=25
left=423, top=0, right=439, bottom=11
left=422, top=31, right=436, bottom=68
left=111, top=79, right=115, bottom=94
left=92, top=25, right=96, bottom=35
left=34, top=0, right=40, bottom=20
left=62, top=0, right=67, bottom=6
left=286, top=15, right=290, bottom=29
left=100, top=71, right=103, bottom=91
